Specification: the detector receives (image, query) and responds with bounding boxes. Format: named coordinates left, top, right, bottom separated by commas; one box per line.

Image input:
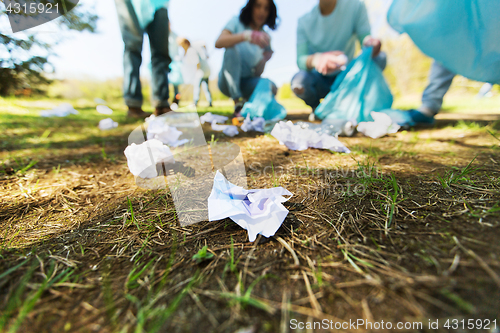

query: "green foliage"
left=192, top=245, right=215, bottom=264
left=437, top=156, right=478, bottom=188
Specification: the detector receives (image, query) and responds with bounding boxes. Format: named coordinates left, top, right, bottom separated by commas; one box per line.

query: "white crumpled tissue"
left=40, top=103, right=79, bottom=117
left=146, top=117, right=189, bottom=147
left=96, top=105, right=113, bottom=115
left=357, top=112, right=401, bottom=139
left=124, top=139, right=174, bottom=178
left=200, top=112, right=228, bottom=125
left=208, top=171, right=293, bottom=242
left=271, top=121, right=350, bottom=153
left=241, top=115, right=265, bottom=132
left=98, top=118, right=118, bottom=130
left=211, top=122, right=239, bottom=137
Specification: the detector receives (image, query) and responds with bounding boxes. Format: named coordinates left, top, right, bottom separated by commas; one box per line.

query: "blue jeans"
left=194, top=74, right=212, bottom=105
left=115, top=0, right=170, bottom=108
left=218, top=47, right=276, bottom=100
left=421, top=61, right=456, bottom=114
left=291, top=52, right=388, bottom=110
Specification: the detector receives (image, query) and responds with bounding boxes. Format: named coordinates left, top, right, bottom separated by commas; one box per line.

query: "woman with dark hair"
left=215, top=0, right=279, bottom=117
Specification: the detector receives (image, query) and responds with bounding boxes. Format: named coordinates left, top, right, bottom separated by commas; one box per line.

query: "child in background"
left=215, top=0, right=279, bottom=118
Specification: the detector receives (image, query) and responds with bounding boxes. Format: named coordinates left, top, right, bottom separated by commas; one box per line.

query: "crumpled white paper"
left=211, top=122, right=239, bottom=137
left=98, top=118, right=118, bottom=130
left=96, top=105, right=113, bottom=115
left=40, top=103, right=79, bottom=117
left=146, top=117, right=189, bottom=147
left=124, top=139, right=174, bottom=178
left=241, top=115, right=265, bottom=133
left=271, top=121, right=350, bottom=153
left=357, top=112, right=401, bottom=139
left=94, top=98, right=107, bottom=105
left=208, top=171, right=292, bottom=242
left=200, top=112, right=228, bottom=125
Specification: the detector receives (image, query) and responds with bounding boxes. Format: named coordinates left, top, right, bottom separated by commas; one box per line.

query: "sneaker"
left=209, top=102, right=213, bottom=108
left=409, top=109, right=435, bottom=126
left=127, top=107, right=151, bottom=119
left=155, top=105, right=172, bottom=116
left=233, top=100, right=245, bottom=119
left=308, top=112, right=316, bottom=122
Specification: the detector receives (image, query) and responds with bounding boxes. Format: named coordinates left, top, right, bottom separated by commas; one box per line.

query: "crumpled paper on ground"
left=208, top=171, right=292, bottom=242
left=200, top=112, right=228, bottom=125
left=211, top=122, right=239, bottom=137
left=357, top=112, right=401, bottom=139
left=241, top=115, right=265, bottom=133
left=124, top=139, right=174, bottom=179
left=271, top=121, right=351, bottom=153
left=146, top=117, right=189, bottom=147
left=40, top=103, right=79, bottom=117
left=94, top=98, right=107, bottom=105
left=98, top=118, right=118, bottom=130
left=96, top=105, right=113, bottom=115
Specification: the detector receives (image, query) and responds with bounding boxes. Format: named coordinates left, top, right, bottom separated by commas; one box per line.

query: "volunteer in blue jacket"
left=215, top=0, right=278, bottom=117
left=292, top=0, right=385, bottom=121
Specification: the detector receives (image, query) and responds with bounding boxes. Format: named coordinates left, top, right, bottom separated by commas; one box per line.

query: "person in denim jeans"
left=215, top=0, right=279, bottom=118
left=114, top=0, right=171, bottom=118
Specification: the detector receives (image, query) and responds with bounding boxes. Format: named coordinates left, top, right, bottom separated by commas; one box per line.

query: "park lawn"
left=1, top=94, right=500, bottom=333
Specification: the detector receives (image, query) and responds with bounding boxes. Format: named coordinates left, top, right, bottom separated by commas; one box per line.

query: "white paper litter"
left=94, top=98, right=107, bottom=105
left=270, top=121, right=350, bottom=153
left=357, top=112, right=401, bottom=139
left=241, top=115, right=265, bottom=133
left=200, top=112, right=228, bottom=125
left=211, top=122, right=239, bottom=137
left=98, top=118, right=118, bottom=130
left=40, top=103, right=79, bottom=117
left=96, top=105, right=113, bottom=115
left=146, top=117, right=189, bottom=147
left=124, top=139, right=174, bottom=179
left=208, top=171, right=292, bottom=242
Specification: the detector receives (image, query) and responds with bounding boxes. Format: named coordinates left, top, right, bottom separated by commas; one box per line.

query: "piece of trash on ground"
left=40, top=103, right=79, bottom=117
left=241, top=115, right=265, bottom=132
left=200, top=112, right=228, bottom=125
left=94, top=98, right=107, bottom=105
left=96, top=105, right=113, bottom=115
left=208, top=171, right=292, bottom=242
left=211, top=122, right=239, bottom=137
left=271, top=121, right=351, bottom=153
left=146, top=116, right=189, bottom=147
left=124, top=139, right=174, bottom=179
left=296, top=120, right=356, bottom=137
left=357, top=111, right=400, bottom=139
left=98, top=118, right=118, bottom=130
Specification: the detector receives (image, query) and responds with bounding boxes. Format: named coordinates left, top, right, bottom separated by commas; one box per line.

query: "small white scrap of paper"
left=124, top=139, right=174, bottom=179
left=40, top=103, right=79, bottom=117
left=211, top=122, right=239, bottom=137
left=94, top=98, right=107, bottom=105
left=208, top=171, right=293, bottom=242
left=357, top=112, right=401, bottom=139
left=98, top=118, right=118, bottom=130
left=271, top=121, right=350, bottom=153
left=96, top=105, right=113, bottom=115
left=146, top=117, right=189, bottom=147
left=241, top=115, right=265, bottom=133
left=200, top=112, right=228, bottom=124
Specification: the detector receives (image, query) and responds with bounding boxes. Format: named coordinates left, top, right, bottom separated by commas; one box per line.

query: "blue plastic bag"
left=314, top=47, right=394, bottom=123
left=131, top=0, right=170, bottom=29
left=169, top=61, right=183, bottom=86
left=387, top=0, right=500, bottom=84
left=241, top=79, right=287, bottom=121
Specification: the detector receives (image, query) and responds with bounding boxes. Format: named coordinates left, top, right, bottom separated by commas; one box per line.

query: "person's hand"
left=312, top=51, right=348, bottom=75
left=263, top=50, right=273, bottom=62
left=243, top=30, right=270, bottom=48
left=363, top=36, right=382, bottom=57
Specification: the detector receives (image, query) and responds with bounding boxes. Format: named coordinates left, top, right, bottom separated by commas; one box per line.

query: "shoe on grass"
left=155, top=106, right=172, bottom=117
left=127, top=107, right=151, bottom=119
left=232, top=99, right=245, bottom=119
left=409, top=109, right=435, bottom=126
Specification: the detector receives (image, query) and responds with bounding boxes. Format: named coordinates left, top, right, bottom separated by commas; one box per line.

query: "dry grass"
left=1, top=101, right=500, bottom=333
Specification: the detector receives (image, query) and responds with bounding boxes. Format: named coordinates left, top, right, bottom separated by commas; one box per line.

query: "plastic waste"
left=99, top=118, right=118, bottom=130
left=96, top=105, right=113, bottom=115
left=40, top=103, right=79, bottom=117
left=241, top=78, right=287, bottom=121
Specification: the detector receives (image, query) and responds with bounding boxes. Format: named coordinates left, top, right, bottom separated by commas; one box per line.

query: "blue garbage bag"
left=169, top=61, right=183, bottom=86
left=387, top=0, right=500, bottom=85
left=241, top=79, right=287, bottom=121
left=131, top=0, right=170, bottom=29
left=314, top=47, right=394, bottom=123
